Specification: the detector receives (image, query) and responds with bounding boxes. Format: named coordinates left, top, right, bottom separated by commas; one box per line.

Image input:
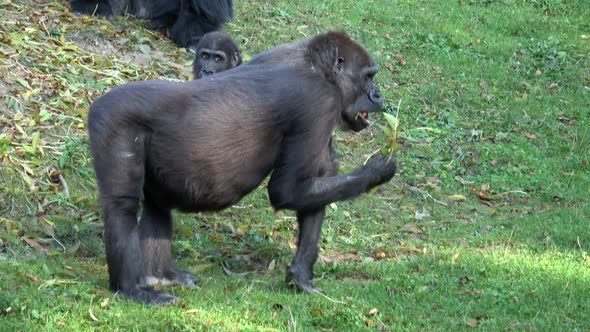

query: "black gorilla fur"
left=69, top=0, right=233, bottom=48
left=88, top=30, right=397, bottom=305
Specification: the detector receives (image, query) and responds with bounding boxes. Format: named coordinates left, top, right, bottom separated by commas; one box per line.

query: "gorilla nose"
left=369, top=87, right=383, bottom=106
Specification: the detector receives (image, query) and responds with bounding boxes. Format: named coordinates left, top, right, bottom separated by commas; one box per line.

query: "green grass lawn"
left=1, top=0, right=589, bottom=330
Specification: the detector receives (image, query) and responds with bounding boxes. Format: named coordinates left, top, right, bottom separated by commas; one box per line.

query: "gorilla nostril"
left=370, top=88, right=382, bottom=102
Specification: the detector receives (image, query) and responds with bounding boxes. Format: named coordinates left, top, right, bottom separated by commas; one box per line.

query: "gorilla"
left=69, top=0, right=233, bottom=48
left=192, top=31, right=242, bottom=79
left=88, top=30, right=397, bottom=305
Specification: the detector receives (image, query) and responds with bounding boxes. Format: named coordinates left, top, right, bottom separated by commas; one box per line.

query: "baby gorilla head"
left=193, top=31, right=242, bottom=79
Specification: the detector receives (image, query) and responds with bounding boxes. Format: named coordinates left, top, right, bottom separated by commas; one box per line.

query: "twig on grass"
left=58, top=173, right=70, bottom=198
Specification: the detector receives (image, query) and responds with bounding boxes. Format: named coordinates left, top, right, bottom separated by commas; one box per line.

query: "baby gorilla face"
left=193, top=31, right=242, bottom=79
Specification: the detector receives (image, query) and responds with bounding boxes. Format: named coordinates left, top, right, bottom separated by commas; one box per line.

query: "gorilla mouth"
left=355, top=111, right=371, bottom=126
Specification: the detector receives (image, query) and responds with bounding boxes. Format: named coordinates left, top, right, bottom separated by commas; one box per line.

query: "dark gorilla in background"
left=88, top=30, right=397, bottom=305
left=69, top=0, right=233, bottom=48
left=192, top=31, right=242, bottom=79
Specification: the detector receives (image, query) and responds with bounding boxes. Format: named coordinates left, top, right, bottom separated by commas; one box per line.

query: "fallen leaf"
left=366, top=308, right=380, bottom=317
left=190, top=263, right=215, bottom=274
left=67, top=241, right=81, bottom=255
left=100, top=297, right=110, bottom=308
left=470, top=185, right=491, bottom=201
left=393, top=245, right=422, bottom=253
left=455, top=176, right=474, bottom=185
left=401, top=223, right=423, bottom=234
left=311, top=308, right=323, bottom=316
left=414, top=208, right=430, bottom=220
left=321, top=253, right=360, bottom=265
left=448, top=194, right=467, bottom=202
left=22, top=237, right=45, bottom=251
left=24, top=273, right=41, bottom=282
left=89, top=305, right=99, bottom=323
left=372, top=251, right=388, bottom=260
left=466, top=321, right=478, bottom=328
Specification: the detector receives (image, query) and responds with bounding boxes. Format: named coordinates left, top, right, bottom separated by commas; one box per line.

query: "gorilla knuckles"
left=193, top=31, right=242, bottom=79
left=88, top=30, right=397, bottom=305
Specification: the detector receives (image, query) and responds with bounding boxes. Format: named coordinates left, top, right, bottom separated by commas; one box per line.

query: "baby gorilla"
left=193, top=31, right=242, bottom=79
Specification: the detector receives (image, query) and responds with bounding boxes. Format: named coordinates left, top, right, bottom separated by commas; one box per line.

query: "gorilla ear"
left=335, top=56, right=345, bottom=72
left=232, top=51, right=242, bottom=66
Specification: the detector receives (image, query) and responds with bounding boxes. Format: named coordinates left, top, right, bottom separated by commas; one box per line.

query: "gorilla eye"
left=201, top=53, right=210, bottom=60
left=214, top=55, right=223, bottom=62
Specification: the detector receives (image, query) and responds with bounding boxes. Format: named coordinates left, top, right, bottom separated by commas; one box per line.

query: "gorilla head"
left=193, top=31, right=242, bottom=79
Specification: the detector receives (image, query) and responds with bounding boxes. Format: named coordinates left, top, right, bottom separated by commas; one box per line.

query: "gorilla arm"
left=268, top=135, right=397, bottom=212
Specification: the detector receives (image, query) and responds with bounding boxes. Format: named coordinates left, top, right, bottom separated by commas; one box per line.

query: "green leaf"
left=383, top=112, right=399, bottom=130
left=32, top=132, right=40, bottom=152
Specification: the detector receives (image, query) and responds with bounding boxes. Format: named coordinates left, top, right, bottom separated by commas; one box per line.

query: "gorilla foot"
left=286, top=267, right=322, bottom=294
left=145, top=269, right=200, bottom=288
left=125, top=286, right=179, bottom=306
left=173, top=269, right=200, bottom=288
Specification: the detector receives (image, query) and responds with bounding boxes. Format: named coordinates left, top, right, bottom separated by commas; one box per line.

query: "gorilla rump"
left=88, top=30, right=397, bottom=305
left=193, top=31, right=242, bottom=79
left=69, top=0, right=233, bottom=48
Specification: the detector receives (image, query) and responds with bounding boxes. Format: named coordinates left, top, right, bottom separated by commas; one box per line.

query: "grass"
left=1, top=0, right=589, bottom=330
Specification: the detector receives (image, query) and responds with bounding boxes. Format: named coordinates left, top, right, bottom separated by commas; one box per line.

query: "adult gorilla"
left=192, top=31, right=242, bottom=79
left=88, top=30, right=397, bottom=305
left=69, top=0, right=233, bottom=48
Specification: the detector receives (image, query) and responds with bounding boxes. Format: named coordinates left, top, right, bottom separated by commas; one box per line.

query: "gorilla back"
left=88, top=30, right=397, bottom=305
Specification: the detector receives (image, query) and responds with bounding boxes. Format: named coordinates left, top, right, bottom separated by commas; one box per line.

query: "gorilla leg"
left=140, top=198, right=200, bottom=288
left=170, top=12, right=218, bottom=49
left=102, top=197, right=175, bottom=304
left=92, top=127, right=177, bottom=305
left=102, top=197, right=143, bottom=293
left=286, top=208, right=325, bottom=293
